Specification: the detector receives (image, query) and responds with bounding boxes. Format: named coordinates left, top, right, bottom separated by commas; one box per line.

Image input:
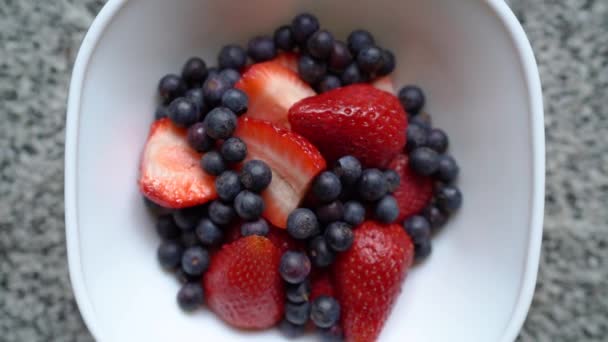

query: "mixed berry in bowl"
left=140, top=12, right=462, bottom=342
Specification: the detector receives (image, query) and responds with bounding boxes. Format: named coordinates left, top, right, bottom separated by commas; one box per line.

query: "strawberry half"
left=234, top=117, right=326, bottom=228
left=371, top=76, right=396, bottom=94
left=139, top=118, right=216, bottom=208
left=236, top=60, right=315, bottom=129
left=273, top=52, right=299, bottom=73
left=389, top=154, right=433, bottom=222
left=289, top=84, right=407, bottom=168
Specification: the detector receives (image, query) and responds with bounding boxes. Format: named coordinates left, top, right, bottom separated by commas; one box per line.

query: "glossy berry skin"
left=196, top=218, right=224, bottom=246
left=155, top=105, right=170, bottom=120
left=168, top=97, right=199, bottom=127
left=357, top=169, right=388, bottom=202
left=316, top=201, right=344, bottom=225
left=409, top=113, right=432, bottom=130
left=333, top=155, right=362, bottom=185
left=340, top=63, right=362, bottom=85
left=220, top=137, right=247, bottom=163
left=298, top=55, right=327, bottom=84
left=377, top=49, right=396, bottom=76
left=274, top=25, right=295, bottom=51
left=307, top=30, right=334, bottom=59
left=234, top=190, right=265, bottom=220
left=241, top=218, right=270, bottom=237
left=181, top=231, right=200, bottom=248
left=221, top=88, right=248, bottom=115
left=414, top=239, right=432, bottom=261
left=156, top=214, right=180, bottom=240
left=317, top=75, right=342, bottom=93
left=313, top=172, right=342, bottom=203
left=177, top=283, right=205, bottom=311
left=172, top=206, right=205, bottom=231
left=375, top=195, right=399, bottom=223
left=409, top=147, right=440, bottom=176
left=286, top=208, right=320, bottom=240
left=203, top=74, right=231, bottom=105
left=181, top=57, right=208, bottom=86
left=342, top=201, right=365, bottom=226
left=319, top=325, right=345, bottom=342
left=310, top=296, right=341, bottom=328
left=208, top=200, right=236, bottom=226
left=324, top=222, right=354, bottom=252
left=286, top=279, right=311, bottom=303
left=328, top=40, right=353, bottom=73
left=239, top=160, right=272, bottom=192
left=435, top=185, right=463, bottom=212
left=403, top=215, right=431, bottom=243
left=398, top=85, right=426, bottom=114
left=406, top=122, right=428, bottom=151
left=347, top=30, right=375, bottom=55
left=422, top=205, right=448, bottom=231
left=218, top=44, right=247, bottom=71
left=204, top=107, right=237, bottom=140
left=219, top=69, right=241, bottom=87
left=427, top=128, right=449, bottom=153
left=436, top=154, right=460, bottom=183
left=278, top=319, right=306, bottom=338
left=309, top=235, right=335, bottom=268
left=201, top=151, right=226, bottom=176
left=356, top=46, right=383, bottom=74
left=384, top=169, right=400, bottom=193
left=187, top=122, right=214, bottom=153
left=389, top=154, right=433, bottom=222
left=280, top=251, right=311, bottom=284
left=157, top=240, right=182, bottom=269
left=158, top=74, right=186, bottom=102
left=285, top=301, right=311, bottom=325
left=291, top=13, right=320, bottom=44
left=248, top=36, right=277, bottom=62
left=214, top=170, right=241, bottom=202
left=181, top=246, right=210, bottom=276
left=185, top=88, right=207, bottom=115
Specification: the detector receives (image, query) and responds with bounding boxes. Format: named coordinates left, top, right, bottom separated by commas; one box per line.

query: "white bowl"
left=65, top=0, right=544, bottom=341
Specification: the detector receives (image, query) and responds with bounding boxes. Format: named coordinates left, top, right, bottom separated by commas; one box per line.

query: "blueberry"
left=185, top=88, right=208, bottom=117
left=291, top=13, right=320, bottom=44
left=328, top=40, right=353, bottom=73
left=357, top=168, right=388, bottom=201
left=181, top=230, right=200, bottom=248
left=308, top=235, right=335, bottom=267
left=286, top=279, right=311, bottom=303
left=307, top=30, right=334, bottom=59
left=278, top=319, right=306, bottom=338
left=220, top=137, right=247, bottom=163
left=342, top=201, right=365, bottom=226
left=203, top=107, right=237, bottom=139
left=195, top=218, right=223, bottom=246
left=158, top=74, right=186, bottom=102
left=274, top=25, right=295, bottom=51
left=317, top=75, right=342, bottom=93
left=168, top=97, right=199, bottom=127
left=234, top=190, right=265, bottom=220
left=414, top=239, right=432, bottom=261
left=157, top=240, right=183, bottom=269
left=221, top=88, right=248, bottom=115
left=347, top=30, right=375, bottom=55
left=218, top=44, right=247, bottom=71
left=285, top=301, right=311, bottom=325
left=181, top=57, right=208, bottom=86
left=241, top=218, right=270, bottom=237
left=202, top=74, right=230, bottom=105
left=384, top=169, right=400, bottom=193
left=319, top=325, right=345, bottom=342
left=435, top=155, right=459, bottom=183
left=247, top=36, right=277, bottom=62
left=398, top=85, right=426, bottom=114
left=313, top=172, right=342, bottom=203
left=409, top=147, right=440, bottom=176
left=208, top=200, right=235, bottom=226
left=144, top=197, right=172, bottom=215
left=239, top=160, right=272, bottom=192
left=409, top=114, right=432, bottom=130
left=156, top=214, right=180, bottom=240
left=298, top=55, right=327, bottom=84
left=315, top=201, right=344, bottom=224
left=435, top=185, right=463, bottom=212
left=287, top=208, right=321, bottom=240
left=219, top=68, right=240, bottom=87
left=206, top=67, right=220, bottom=78
left=403, top=215, right=431, bottom=243
left=310, top=296, right=340, bottom=328
left=422, top=205, right=448, bottom=231
left=187, top=122, right=214, bottom=153
left=375, top=195, right=399, bottom=223
left=175, top=268, right=198, bottom=284
left=333, top=156, right=362, bottom=185
left=427, top=128, right=449, bottom=153
left=340, top=63, right=362, bottom=85
left=406, top=123, right=428, bottom=151
left=177, top=282, right=204, bottom=311
left=377, top=49, right=396, bottom=76
left=173, top=206, right=205, bottom=230
left=356, top=45, right=383, bottom=74
left=280, top=251, right=311, bottom=284
left=155, top=105, right=170, bottom=120
left=201, top=151, right=226, bottom=176
left=181, top=246, right=210, bottom=276
left=324, top=222, right=354, bottom=252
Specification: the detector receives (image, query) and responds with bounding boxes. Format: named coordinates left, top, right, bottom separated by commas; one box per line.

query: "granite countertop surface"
left=1, top=0, right=606, bottom=341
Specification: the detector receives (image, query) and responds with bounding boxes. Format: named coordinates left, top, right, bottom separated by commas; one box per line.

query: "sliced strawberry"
left=139, top=118, right=216, bottom=208
left=236, top=60, right=315, bottom=129
left=234, top=117, right=326, bottom=228
left=371, top=76, right=396, bottom=94
left=273, top=52, right=299, bottom=73
left=389, top=154, right=433, bottom=222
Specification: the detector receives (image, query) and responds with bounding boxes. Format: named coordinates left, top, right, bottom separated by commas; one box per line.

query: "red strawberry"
left=234, top=117, right=326, bottom=228
left=236, top=60, right=315, bottom=129
left=334, top=221, right=414, bottom=342
left=371, top=76, right=396, bottom=94
left=204, top=236, right=284, bottom=329
left=389, top=154, right=433, bottom=222
left=310, top=271, right=336, bottom=301
left=273, top=52, right=299, bottom=73
left=139, top=118, right=216, bottom=208
left=289, top=84, right=407, bottom=168
left=267, top=227, right=303, bottom=254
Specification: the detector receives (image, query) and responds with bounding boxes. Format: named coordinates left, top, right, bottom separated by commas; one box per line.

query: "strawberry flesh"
left=389, top=154, right=433, bottom=222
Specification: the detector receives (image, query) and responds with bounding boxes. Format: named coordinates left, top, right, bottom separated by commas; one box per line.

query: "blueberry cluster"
left=277, top=251, right=343, bottom=340
left=397, top=85, right=463, bottom=261
left=272, top=13, right=394, bottom=92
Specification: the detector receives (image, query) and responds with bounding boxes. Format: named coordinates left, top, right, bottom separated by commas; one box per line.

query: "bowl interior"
left=70, top=0, right=540, bottom=341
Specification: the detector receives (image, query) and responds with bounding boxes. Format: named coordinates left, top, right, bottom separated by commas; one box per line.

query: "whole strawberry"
left=333, top=221, right=414, bottom=342
left=389, top=154, right=433, bottom=222
left=204, top=236, right=284, bottom=329
left=288, top=84, right=407, bottom=168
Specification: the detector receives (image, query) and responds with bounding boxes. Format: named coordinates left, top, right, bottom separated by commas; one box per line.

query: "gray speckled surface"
left=1, top=1, right=607, bottom=341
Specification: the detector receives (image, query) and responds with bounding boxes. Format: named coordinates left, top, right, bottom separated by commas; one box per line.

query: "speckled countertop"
left=0, top=1, right=606, bottom=341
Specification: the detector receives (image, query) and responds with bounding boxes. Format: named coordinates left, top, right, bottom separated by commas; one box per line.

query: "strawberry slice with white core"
left=371, top=76, right=396, bottom=94
left=234, top=117, right=326, bottom=228
left=236, top=60, right=315, bottom=129
left=273, top=52, right=299, bottom=73
left=139, top=118, right=216, bottom=208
